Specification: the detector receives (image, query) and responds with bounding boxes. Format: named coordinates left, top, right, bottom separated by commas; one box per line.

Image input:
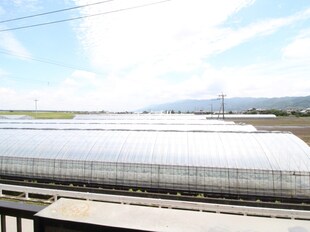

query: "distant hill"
left=140, top=96, right=310, bottom=112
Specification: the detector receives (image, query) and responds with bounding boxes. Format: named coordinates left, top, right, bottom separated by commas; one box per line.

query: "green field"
left=0, top=111, right=75, bottom=119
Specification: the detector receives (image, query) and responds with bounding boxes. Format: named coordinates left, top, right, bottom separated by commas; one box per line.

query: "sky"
left=0, top=0, right=309, bottom=111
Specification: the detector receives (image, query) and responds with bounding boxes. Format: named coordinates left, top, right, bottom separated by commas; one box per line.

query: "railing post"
left=17, top=217, right=22, bottom=232
left=1, top=214, right=6, bottom=232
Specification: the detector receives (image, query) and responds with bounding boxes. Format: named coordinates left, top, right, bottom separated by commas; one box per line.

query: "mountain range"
left=140, top=96, right=310, bottom=112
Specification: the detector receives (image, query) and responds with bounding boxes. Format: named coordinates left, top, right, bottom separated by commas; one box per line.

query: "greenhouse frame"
left=0, top=128, right=309, bottom=199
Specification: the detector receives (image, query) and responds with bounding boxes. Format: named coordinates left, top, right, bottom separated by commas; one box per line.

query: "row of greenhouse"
left=0, top=117, right=309, bottom=199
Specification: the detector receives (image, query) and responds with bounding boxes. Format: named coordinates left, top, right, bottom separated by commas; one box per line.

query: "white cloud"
left=0, top=32, right=32, bottom=58
left=282, top=30, right=310, bottom=60
left=1, top=56, right=309, bottom=111
left=74, top=0, right=255, bottom=71
left=0, top=87, right=21, bottom=109
left=10, top=0, right=39, bottom=10
left=2, top=1, right=310, bottom=111
left=0, top=6, right=5, bottom=15
left=74, top=1, right=310, bottom=73
left=67, top=1, right=310, bottom=110
left=0, top=68, right=9, bottom=77
left=0, top=87, right=15, bottom=95
left=0, top=0, right=39, bottom=58
left=168, top=6, right=310, bottom=67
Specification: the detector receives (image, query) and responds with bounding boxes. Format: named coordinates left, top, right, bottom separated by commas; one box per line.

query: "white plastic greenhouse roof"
left=0, top=121, right=255, bottom=132
left=0, top=129, right=309, bottom=172
left=206, top=114, right=277, bottom=119
left=74, top=114, right=211, bottom=120
left=0, top=115, right=33, bottom=120
left=0, top=119, right=235, bottom=125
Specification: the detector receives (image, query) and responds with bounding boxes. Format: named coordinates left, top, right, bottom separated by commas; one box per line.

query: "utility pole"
left=34, top=99, right=38, bottom=118
left=218, top=93, right=226, bottom=120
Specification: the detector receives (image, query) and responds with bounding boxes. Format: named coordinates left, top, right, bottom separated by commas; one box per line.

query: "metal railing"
left=0, top=183, right=310, bottom=220
left=0, top=200, right=44, bottom=232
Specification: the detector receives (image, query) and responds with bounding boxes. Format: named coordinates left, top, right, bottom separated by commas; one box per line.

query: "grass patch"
left=0, top=111, right=75, bottom=119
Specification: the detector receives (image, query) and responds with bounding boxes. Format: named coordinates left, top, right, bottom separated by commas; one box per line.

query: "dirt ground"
left=232, top=117, right=310, bottom=146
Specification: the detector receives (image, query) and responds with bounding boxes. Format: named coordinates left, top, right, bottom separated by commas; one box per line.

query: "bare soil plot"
left=232, top=117, right=310, bottom=146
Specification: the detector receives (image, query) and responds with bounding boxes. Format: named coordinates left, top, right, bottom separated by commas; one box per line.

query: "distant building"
left=300, top=108, right=310, bottom=114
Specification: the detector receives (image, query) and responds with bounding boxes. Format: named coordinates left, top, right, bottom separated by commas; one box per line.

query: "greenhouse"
left=0, top=118, right=236, bottom=125
left=0, top=121, right=255, bottom=132
left=73, top=113, right=212, bottom=120
left=0, top=128, right=309, bottom=199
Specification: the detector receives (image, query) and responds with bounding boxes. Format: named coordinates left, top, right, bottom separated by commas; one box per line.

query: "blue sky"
left=0, top=0, right=309, bottom=111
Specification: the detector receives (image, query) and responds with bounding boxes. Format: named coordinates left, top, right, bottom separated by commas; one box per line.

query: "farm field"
left=0, top=111, right=75, bottom=119
left=233, top=117, right=310, bottom=146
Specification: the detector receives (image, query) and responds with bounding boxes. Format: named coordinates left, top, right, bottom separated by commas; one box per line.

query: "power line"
left=0, top=49, right=101, bottom=75
left=0, top=0, right=172, bottom=33
left=0, top=0, right=114, bottom=24
left=1, top=73, right=54, bottom=85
